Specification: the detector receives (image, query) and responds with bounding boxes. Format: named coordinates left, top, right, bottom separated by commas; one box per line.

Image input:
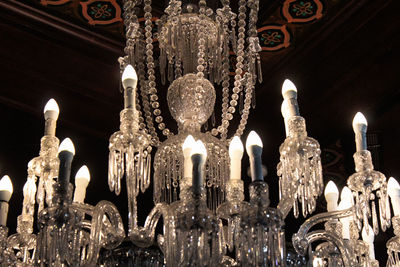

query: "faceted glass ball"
left=167, top=74, right=215, bottom=129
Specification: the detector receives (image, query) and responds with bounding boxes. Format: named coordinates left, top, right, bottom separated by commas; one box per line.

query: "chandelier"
left=0, top=0, right=397, bottom=266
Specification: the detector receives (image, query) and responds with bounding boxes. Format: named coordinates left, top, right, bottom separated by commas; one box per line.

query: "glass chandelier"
left=0, top=0, right=397, bottom=266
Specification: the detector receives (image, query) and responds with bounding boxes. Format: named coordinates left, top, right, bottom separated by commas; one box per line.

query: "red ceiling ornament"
left=258, top=25, right=291, bottom=51
left=40, top=0, right=71, bottom=6
left=282, top=0, right=323, bottom=23
left=80, top=0, right=122, bottom=26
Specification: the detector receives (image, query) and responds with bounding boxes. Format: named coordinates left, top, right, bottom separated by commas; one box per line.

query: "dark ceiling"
left=0, top=0, right=399, bottom=263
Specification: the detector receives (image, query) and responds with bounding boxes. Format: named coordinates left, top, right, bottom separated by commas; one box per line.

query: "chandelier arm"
left=129, top=202, right=174, bottom=250
left=304, top=230, right=353, bottom=267
left=85, top=200, right=125, bottom=265
left=295, top=207, right=355, bottom=241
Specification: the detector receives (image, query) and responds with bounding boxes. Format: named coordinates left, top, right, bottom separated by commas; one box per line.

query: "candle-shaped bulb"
left=229, top=136, right=244, bottom=180
left=340, top=186, right=354, bottom=204
left=388, top=177, right=400, bottom=216
left=338, top=186, right=354, bottom=239
left=0, top=175, right=13, bottom=202
left=246, top=131, right=264, bottom=182
left=58, top=138, right=75, bottom=195
left=352, top=112, right=368, bottom=130
left=75, top=165, right=90, bottom=183
left=191, top=140, right=207, bottom=157
left=182, top=135, right=196, bottom=156
left=73, top=165, right=91, bottom=203
left=122, top=64, right=138, bottom=89
left=362, top=224, right=375, bottom=260
left=324, top=181, right=339, bottom=212
left=282, top=79, right=298, bottom=100
left=191, top=140, right=207, bottom=195
left=352, top=112, right=368, bottom=151
left=281, top=79, right=299, bottom=116
left=58, top=138, right=75, bottom=155
left=43, top=98, right=60, bottom=120
left=0, top=175, right=12, bottom=226
left=182, top=135, right=196, bottom=181
left=229, top=136, right=244, bottom=158
left=246, top=131, right=263, bottom=151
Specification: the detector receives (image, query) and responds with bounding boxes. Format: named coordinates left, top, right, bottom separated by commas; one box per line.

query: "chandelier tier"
left=0, top=0, right=397, bottom=266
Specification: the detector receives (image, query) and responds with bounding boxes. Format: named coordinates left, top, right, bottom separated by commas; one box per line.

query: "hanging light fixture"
left=0, top=1, right=397, bottom=266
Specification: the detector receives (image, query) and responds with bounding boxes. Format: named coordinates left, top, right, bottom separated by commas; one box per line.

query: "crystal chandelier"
left=0, top=0, right=397, bottom=266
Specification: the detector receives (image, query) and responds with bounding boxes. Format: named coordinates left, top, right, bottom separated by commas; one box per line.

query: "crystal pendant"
left=277, top=116, right=323, bottom=218
left=347, top=150, right=390, bottom=234
left=108, top=108, right=152, bottom=232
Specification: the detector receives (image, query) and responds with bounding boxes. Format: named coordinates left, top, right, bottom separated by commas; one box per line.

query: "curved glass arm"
left=85, top=200, right=125, bottom=265
left=305, top=230, right=352, bottom=267
left=129, top=203, right=174, bottom=249
left=292, top=207, right=355, bottom=266
left=295, top=207, right=354, bottom=241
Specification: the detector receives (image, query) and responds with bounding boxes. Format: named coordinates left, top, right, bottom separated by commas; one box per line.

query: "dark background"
left=0, top=0, right=399, bottom=264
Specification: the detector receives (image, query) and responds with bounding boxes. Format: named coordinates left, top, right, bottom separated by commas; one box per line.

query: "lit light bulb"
left=245, top=130, right=263, bottom=152
left=75, top=165, right=90, bottom=183
left=229, top=136, right=244, bottom=158
left=43, top=98, right=60, bottom=118
left=182, top=135, right=196, bottom=180
left=0, top=175, right=13, bottom=202
left=246, top=131, right=264, bottom=182
left=338, top=186, right=354, bottom=239
left=182, top=135, right=196, bottom=155
left=324, top=181, right=339, bottom=212
left=352, top=112, right=368, bottom=151
left=388, top=177, right=400, bottom=216
left=122, top=64, right=138, bottom=89
left=191, top=140, right=207, bottom=157
left=58, top=138, right=75, bottom=155
left=352, top=112, right=368, bottom=129
left=281, top=79, right=297, bottom=100
left=74, top=165, right=91, bottom=203
left=229, top=136, right=244, bottom=180
left=340, top=186, right=353, bottom=204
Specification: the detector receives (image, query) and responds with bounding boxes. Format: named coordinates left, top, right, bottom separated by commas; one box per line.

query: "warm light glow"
left=43, top=98, right=60, bottom=115
left=324, top=181, right=339, bottom=198
left=75, top=165, right=90, bottom=183
left=58, top=138, right=75, bottom=155
left=229, top=136, right=244, bottom=158
left=0, top=175, right=13, bottom=195
left=246, top=131, right=263, bottom=152
left=191, top=140, right=207, bottom=157
left=122, top=64, right=138, bottom=85
left=340, top=186, right=353, bottom=202
left=281, top=100, right=289, bottom=118
left=182, top=135, right=196, bottom=152
left=312, top=257, right=323, bottom=267
left=352, top=112, right=368, bottom=129
left=281, top=79, right=297, bottom=98
left=388, top=177, right=400, bottom=196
